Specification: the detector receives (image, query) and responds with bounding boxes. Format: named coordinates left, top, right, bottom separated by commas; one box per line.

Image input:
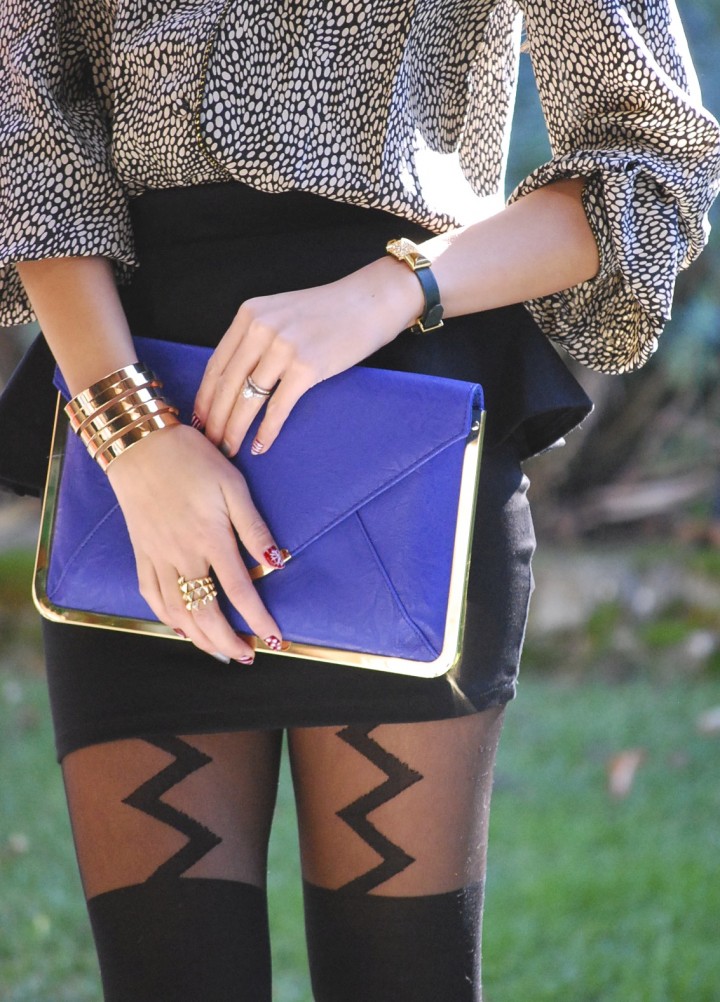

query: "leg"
left=62, top=728, right=283, bottom=1002
left=289, top=708, right=504, bottom=1001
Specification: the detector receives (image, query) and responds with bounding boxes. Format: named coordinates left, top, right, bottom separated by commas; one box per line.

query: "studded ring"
left=178, top=574, right=218, bottom=612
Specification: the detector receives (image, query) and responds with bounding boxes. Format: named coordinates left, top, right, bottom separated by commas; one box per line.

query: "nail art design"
left=263, top=635, right=283, bottom=652
left=173, top=628, right=187, bottom=638
left=220, top=440, right=234, bottom=458
left=251, top=438, right=265, bottom=455
left=191, top=412, right=204, bottom=431
left=237, top=656, right=255, bottom=665
left=263, top=546, right=286, bottom=570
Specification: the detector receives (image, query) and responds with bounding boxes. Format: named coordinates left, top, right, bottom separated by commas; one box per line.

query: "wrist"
left=65, top=362, right=181, bottom=472
left=105, top=420, right=186, bottom=482
left=385, top=238, right=444, bottom=332
left=352, top=255, right=426, bottom=336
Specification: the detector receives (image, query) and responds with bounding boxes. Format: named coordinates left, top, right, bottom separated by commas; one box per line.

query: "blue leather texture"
left=47, top=338, right=483, bottom=662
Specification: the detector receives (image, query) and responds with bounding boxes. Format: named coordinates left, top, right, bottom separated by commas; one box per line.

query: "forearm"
left=15, top=256, right=136, bottom=396
left=369, top=178, right=601, bottom=329
left=15, top=253, right=281, bottom=659
left=429, top=178, right=600, bottom=316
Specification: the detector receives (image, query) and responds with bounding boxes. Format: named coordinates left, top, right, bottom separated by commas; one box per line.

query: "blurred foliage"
left=508, top=0, right=720, bottom=380
left=634, top=0, right=720, bottom=388
left=508, top=1, right=720, bottom=536
left=524, top=537, right=720, bottom=685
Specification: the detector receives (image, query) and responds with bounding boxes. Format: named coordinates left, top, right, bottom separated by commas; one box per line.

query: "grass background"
left=2, top=539, right=719, bottom=1001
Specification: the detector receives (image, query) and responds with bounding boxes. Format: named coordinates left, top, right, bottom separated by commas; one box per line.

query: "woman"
left=1, top=1, right=718, bottom=999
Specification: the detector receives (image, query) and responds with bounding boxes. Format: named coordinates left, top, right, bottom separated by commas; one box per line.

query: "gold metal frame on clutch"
left=33, top=395, right=485, bottom=678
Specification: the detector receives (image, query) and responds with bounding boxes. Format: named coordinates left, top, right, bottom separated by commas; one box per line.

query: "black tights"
left=62, top=709, right=504, bottom=1001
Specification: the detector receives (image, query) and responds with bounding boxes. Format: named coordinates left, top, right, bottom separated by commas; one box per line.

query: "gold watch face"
left=386, top=237, right=420, bottom=268
left=385, top=237, right=432, bottom=272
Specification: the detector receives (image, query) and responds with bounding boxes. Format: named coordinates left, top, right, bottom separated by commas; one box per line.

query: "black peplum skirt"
left=41, top=182, right=592, bottom=760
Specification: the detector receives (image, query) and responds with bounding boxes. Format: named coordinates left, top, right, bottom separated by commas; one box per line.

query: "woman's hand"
left=107, top=423, right=284, bottom=663
left=193, top=256, right=424, bottom=457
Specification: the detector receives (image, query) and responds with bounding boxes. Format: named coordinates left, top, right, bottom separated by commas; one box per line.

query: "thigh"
left=288, top=709, right=504, bottom=897
left=62, top=728, right=283, bottom=899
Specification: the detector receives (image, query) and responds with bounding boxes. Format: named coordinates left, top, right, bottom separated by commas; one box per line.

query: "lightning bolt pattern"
left=122, top=735, right=222, bottom=881
left=335, top=724, right=423, bottom=894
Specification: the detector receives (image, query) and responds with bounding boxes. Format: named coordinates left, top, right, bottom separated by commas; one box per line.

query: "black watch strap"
left=385, top=238, right=445, bottom=333
left=411, top=265, right=444, bottom=333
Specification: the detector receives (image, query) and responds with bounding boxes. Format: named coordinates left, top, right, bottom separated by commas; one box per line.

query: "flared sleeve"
left=0, top=1, right=136, bottom=326
left=510, top=0, right=720, bottom=373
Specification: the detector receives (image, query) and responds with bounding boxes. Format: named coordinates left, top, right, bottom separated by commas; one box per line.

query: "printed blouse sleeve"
left=510, top=0, right=720, bottom=373
left=0, top=1, right=136, bottom=326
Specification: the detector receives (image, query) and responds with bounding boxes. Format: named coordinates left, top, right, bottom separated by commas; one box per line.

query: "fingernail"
left=263, top=546, right=286, bottom=570
left=263, top=635, right=283, bottom=652
left=173, top=628, right=187, bottom=638
left=220, top=440, right=234, bottom=458
left=191, top=412, right=204, bottom=431
left=236, top=655, right=255, bottom=665
left=251, top=437, right=265, bottom=455
left=211, top=651, right=231, bottom=664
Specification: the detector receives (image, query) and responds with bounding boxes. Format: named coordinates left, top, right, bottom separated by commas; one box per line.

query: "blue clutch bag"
left=33, top=337, right=485, bottom=678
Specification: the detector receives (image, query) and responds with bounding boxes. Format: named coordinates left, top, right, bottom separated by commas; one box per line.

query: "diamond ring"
left=241, top=375, right=273, bottom=400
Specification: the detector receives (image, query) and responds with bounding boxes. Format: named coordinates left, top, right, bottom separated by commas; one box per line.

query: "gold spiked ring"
left=178, top=575, right=218, bottom=612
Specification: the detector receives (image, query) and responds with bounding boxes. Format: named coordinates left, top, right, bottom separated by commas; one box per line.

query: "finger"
left=138, top=560, right=224, bottom=656
left=221, top=480, right=286, bottom=643
left=136, top=556, right=173, bottom=627
left=211, top=542, right=284, bottom=652
left=250, top=366, right=315, bottom=455
left=193, top=317, right=248, bottom=426
left=220, top=364, right=281, bottom=458
left=202, top=350, right=263, bottom=448
left=157, top=565, right=222, bottom=655
left=195, top=305, right=271, bottom=438
left=222, top=472, right=287, bottom=572
left=204, top=347, right=279, bottom=451
left=187, top=588, right=259, bottom=664
left=192, top=348, right=231, bottom=432
left=160, top=566, right=257, bottom=665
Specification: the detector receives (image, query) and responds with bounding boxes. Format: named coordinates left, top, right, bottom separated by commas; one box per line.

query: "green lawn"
left=1, top=542, right=719, bottom=1000
left=2, top=662, right=719, bottom=1001
left=483, top=678, right=720, bottom=1002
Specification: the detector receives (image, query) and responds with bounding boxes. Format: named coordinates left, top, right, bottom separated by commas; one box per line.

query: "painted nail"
left=263, top=546, right=286, bottom=570
left=173, top=628, right=187, bottom=638
left=191, top=412, right=204, bottom=431
left=211, top=651, right=231, bottom=664
left=220, top=440, right=234, bottom=458
left=236, top=655, right=255, bottom=665
left=263, top=635, right=283, bottom=652
left=251, top=437, right=265, bottom=456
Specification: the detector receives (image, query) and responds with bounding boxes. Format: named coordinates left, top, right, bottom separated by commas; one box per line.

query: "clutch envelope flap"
left=42, top=339, right=484, bottom=675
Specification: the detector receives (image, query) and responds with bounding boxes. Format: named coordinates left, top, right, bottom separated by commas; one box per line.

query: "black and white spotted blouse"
left=1, top=0, right=719, bottom=373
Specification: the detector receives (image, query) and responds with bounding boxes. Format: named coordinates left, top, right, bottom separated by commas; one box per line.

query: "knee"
left=303, top=880, right=484, bottom=1002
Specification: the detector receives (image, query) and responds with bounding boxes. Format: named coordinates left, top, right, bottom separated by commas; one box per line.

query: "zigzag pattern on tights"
left=122, top=735, right=222, bottom=881
left=335, top=724, right=423, bottom=894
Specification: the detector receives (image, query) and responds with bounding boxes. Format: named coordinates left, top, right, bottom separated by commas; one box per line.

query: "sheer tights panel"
left=62, top=729, right=283, bottom=1002
left=290, top=709, right=505, bottom=1000
left=60, top=708, right=503, bottom=1001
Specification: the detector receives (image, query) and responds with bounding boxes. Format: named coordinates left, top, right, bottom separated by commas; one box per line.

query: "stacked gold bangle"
left=65, top=363, right=181, bottom=471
